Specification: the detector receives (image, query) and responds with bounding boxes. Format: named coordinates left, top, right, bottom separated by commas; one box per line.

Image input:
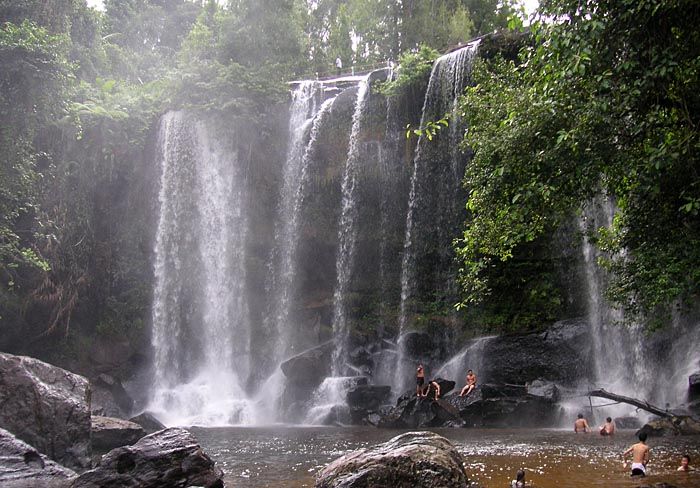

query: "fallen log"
left=587, top=389, right=672, bottom=418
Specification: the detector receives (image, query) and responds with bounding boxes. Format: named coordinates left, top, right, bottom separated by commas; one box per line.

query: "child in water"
left=511, top=468, right=526, bottom=487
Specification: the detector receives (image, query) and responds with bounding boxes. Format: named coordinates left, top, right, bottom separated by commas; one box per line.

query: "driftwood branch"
left=587, top=389, right=672, bottom=418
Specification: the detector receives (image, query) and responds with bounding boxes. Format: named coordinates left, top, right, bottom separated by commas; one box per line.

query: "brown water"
left=192, top=426, right=700, bottom=488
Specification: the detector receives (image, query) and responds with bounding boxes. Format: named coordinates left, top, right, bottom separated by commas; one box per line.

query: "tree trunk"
left=587, top=389, right=673, bottom=418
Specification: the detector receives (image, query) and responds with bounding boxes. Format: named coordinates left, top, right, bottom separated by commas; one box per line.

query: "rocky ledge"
left=315, top=431, right=478, bottom=488
left=73, top=427, right=224, bottom=488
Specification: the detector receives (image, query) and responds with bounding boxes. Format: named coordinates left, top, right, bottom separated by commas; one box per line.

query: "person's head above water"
left=467, top=369, right=473, bottom=374
left=682, top=454, right=690, bottom=465
left=577, top=413, right=584, bottom=419
left=606, top=417, right=612, bottom=423
left=516, top=469, right=525, bottom=481
left=638, top=432, right=647, bottom=442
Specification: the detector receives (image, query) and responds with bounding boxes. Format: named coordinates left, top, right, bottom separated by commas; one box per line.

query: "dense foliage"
left=457, top=0, right=700, bottom=324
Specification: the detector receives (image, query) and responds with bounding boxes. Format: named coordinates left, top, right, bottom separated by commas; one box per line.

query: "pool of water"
left=191, top=426, right=700, bottom=487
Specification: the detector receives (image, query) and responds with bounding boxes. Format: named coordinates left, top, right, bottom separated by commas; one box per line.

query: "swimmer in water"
left=574, top=413, right=590, bottom=433
left=677, top=454, right=692, bottom=472
left=510, top=468, right=525, bottom=487
left=621, top=431, right=650, bottom=477
left=599, top=416, right=615, bottom=436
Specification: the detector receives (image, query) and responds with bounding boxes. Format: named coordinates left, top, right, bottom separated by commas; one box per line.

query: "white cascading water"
left=436, top=335, right=497, bottom=382
left=394, top=42, right=479, bottom=394
left=330, top=76, right=371, bottom=377
left=149, top=111, right=256, bottom=426
left=580, top=195, right=700, bottom=414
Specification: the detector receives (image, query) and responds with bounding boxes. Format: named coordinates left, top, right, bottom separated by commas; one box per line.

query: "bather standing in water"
left=574, top=413, right=590, bottom=433
left=621, top=431, right=650, bottom=477
left=677, top=454, right=692, bottom=471
left=599, top=416, right=615, bottom=435
left=459, top=369, right=477, bottom=397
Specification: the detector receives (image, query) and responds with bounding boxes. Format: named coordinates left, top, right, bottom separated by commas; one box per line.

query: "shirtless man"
left=574, top=413, right=590, bottom=433
left=416, top=364, right=425, bottom=397
left=622, top=432, right=650, bottom=477
left=459, top=369, right=477, bottom=397
left=422, top=379, right=441, bottom=400
left=599, top=417, right=615, bottom=436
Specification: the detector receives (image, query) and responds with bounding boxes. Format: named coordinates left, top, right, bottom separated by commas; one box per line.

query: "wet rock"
left=315, top=431, right=472, bottom=488
left=91, top=374, right=134, bottom=418
left=615, top=416, right=642, bottom=429
left=128, top=412, right=166, bottom=434
left=0, top=352, right=91, bottom=471
left=444, top=384, right=559, bottom=428
left=91, top=416, right=145, bottom=454
left=636, top=484, right=678, bottom=488
left=0, top=427, right=78, bottom=488
left=479, top=318, right=592, bottom=385
left=689, top=372, right=700, bottom=400
left=377, top=391, right=461, bottom=429
left=72, top=427, right=224, bottom=488
left=527, top=379, right=560, bottom=402
left=636, top=416, right=700, bottom=437
left=281, top=340, right=334, bottom=388
left=401, top=332, right=434, bottom=358
left=347, top=385, right=391, bottom=412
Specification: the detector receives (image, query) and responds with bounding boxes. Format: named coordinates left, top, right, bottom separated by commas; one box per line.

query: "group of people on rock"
left=575, top=412, right=695, bottom=478
left=415, top=364, right=477, bottom=400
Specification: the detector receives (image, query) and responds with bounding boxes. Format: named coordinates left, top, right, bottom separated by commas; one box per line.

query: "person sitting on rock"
left=416, top=364, right=425, bottom=397
left=574, top=413, right=590, bottom=433
left=421, top=379, right=440, bottom=400
left=459, top=369, right=477, bottom=397
left=510, top=468, right=526, bottom=488
left=621, top=431, right=650, bottom=477
left=678, top=454, right=692, bottom=471
left=599, top=417, right=615, bottom=436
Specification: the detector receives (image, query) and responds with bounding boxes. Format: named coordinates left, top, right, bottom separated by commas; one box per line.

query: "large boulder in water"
left=72, top=427, right=224, bottom=488
left=0, top=352, right=91, bottom=471
left=315, top=431, right=475, bottom=488
left=377, top=390, right=463, bottom=429
left=281, top=340, right=334, bottom=388
left=91, top=374, right=134, bottom=418
left=636, top=416, right=700, bottom=437
left=91, top=416, right=145, bottom=455
left=0, top=427, right=78, bottom=488
left=478, top=318, right=592, bottom=385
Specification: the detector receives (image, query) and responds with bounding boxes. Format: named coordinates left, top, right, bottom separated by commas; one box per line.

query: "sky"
left=86, top=0, right=540, bottom=15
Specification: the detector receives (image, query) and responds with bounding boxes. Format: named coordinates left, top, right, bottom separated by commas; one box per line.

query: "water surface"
left=193, top=426, right=700, bottom=487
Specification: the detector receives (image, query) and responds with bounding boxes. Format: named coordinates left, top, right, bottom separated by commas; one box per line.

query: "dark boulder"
left=128, top=412, right=166, bottom=435
left=615, top=416, right=642, bottom=430
left=72, top=428, right=224, bottom=488
left=281, top=341, right=334, bottom=388
left=636, top=416, right=700, bottom=437
left=0, top=352, right=91, bottom=471
left=315, top=431, right=475, bottom=488
left=91, top=416, right=145, bottom=455
left=401, top=332, right=434, bottom=358
left=527, top=380, right=560, bottom=402
left=0, top=427, right=77, bottom=488
left=478, top=318, right=592, bottom=386
left=347, top=385, right=391, bottom=412
left=689, top=372, right=700, bottom=400
left=443, top=384, right=559, bottom=428
left=377, top=391, right=462, bottom=429
left=91, top=374, right=134, bottom=418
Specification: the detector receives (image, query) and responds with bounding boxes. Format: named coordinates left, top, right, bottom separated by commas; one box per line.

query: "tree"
left=457, top=0, right=700, bottom=323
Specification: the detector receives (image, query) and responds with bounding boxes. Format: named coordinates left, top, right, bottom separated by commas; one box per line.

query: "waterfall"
left=579, top=195, right=700, bottom=414
left=149, top=111, right=255, bottom=426
left=436, top=335, right=497, bottom=383
left=330, top=76, right=371, bottom=377
left=267, top=81, right=330, bottom=360
left=394, top=42, right=479, bottom=393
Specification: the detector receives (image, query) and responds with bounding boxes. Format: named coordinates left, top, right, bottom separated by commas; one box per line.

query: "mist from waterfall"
left=149, top=111, right=256, bottom=426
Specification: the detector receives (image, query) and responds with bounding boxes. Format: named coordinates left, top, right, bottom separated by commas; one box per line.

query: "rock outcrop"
left=72, top=427, right=224, bottom=488
left=0, top=352, right=91, bottom=471
left=91, top=374, right=134, bottom=418
left=0, top=427, right=78, bottom=488
left=636, top=416, right=700, bottom=437
left=689, top=372, right=700, bottom=400
left=128, top=412, right=166, bottom=434
left=316, top=431, right=475, bottom=488
left=91, top=416, right=145, bottom=454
